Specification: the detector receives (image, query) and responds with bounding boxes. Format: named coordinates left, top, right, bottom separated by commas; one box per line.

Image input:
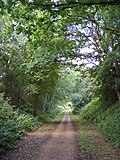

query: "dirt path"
left=2, top=113, right=79, bottom=160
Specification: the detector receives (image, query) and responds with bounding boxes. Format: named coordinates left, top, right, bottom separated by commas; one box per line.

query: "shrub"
left=79, top=98, right=100, bottom=119
left=17, top=114, right=38, bottom=132
left=0, top=93, right=39, bottom=149
left=0, top=119, right=24, bottom=148
left=38, top=113, right=51, bottom=123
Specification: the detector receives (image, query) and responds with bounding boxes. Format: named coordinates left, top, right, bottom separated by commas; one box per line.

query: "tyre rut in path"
left=2, top=113, right=79, bottom=160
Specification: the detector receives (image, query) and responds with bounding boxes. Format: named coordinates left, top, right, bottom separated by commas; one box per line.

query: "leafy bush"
left=0, top=119, right=24, bottom=148
left=17, top=114, right=38, bottom=132
left=80, top=98, right=120, bottom=148
left=79, top=98, right=100, bottom=119
left=0, top=93, right=39, bottom=149
left=38, top=113, right=51, bottom=123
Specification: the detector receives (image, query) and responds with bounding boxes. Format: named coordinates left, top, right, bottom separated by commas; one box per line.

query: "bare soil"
left=1, top=113, right=79, bottom=160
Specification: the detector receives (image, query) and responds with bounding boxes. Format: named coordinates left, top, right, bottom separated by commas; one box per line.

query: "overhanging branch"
left=30, top=0, right=120, bottom=11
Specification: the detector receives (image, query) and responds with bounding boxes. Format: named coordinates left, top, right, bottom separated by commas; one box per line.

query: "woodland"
left=0, top=0, right=120, bottom=152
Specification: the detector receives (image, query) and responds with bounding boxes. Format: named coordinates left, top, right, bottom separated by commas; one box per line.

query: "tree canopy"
left=0, top=0, right=120, bottom=116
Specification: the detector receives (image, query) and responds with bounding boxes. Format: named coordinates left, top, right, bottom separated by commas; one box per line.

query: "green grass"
left=71, top=115, right=120, bottom=159
left=53, top=112, right=64, bottom=123
left=95, top=103, right=120, bottom=148
left=37, top=111, right=64, bottom=124
left=79, top=99, right=120, bottom=148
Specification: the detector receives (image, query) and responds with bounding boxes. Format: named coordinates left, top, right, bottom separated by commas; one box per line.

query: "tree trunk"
left=43, top=93, right=48, bottom=113
left=33, top=94, right=37, bottom=116
left=115, top=88, right=120, bottom=102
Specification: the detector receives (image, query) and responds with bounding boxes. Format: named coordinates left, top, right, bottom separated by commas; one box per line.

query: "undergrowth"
left=79, top=98, right=120, bottom=148
left=71, top=115, right=120, bottom=160
left=0, top=93, right=39, bottom=151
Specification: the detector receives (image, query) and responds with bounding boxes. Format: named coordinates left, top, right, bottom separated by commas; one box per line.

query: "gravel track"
left=2, top=113, right=79, bottom=160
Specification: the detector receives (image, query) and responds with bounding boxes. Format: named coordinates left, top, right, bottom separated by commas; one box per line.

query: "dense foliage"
left=0, top=93, right=38, bottom=150
left=0, top=0, right=120, bottom=151
left=0, top=0, right=119, bottom=112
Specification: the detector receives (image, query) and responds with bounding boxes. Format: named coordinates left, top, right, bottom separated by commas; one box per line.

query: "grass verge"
left=71, top=115, right=120, bottom=160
